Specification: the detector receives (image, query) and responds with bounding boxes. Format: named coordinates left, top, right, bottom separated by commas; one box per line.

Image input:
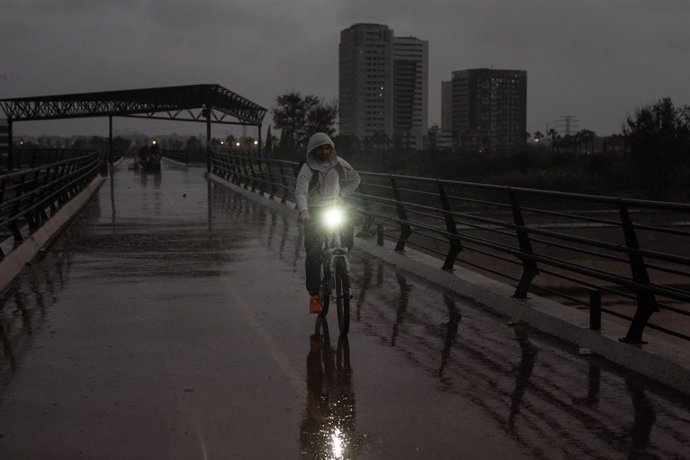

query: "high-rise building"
left=451, top=68, right=527, bottom=152
left=441, top=81, right=452, bottom=132
left=339, top=24, right=394, bottom=140
left=339, top=24, right=428, bottom=149
left=392, top=36, right=428, bottom=150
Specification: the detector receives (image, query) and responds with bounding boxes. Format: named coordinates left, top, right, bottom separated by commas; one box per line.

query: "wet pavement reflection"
left=301, top=318, right=358, bottom=458
left=0, top=162, right=689, bottom=458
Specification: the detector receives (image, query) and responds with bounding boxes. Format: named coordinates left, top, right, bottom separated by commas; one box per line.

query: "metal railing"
left=211, top=151, right=690, bottom=344
left=1, top=148, right=94, bottom=174
left=0, top=152, right=101, bottom=257
left=161, top=149, right=189, bottom=164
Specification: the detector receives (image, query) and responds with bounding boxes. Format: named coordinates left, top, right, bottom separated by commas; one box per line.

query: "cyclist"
left=296, top=133, right=361, bottom=314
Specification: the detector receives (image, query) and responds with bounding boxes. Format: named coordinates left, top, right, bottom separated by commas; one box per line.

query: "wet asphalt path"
left=0, top=162, right=689, bottom=459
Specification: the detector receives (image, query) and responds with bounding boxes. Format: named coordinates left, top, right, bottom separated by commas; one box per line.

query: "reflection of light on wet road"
left=330, top=427, right=344, bottom=459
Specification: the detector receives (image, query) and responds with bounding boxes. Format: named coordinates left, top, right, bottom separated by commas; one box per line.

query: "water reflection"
left=293, top=225, right=304, bottom=273
left=507, top=324, right=538, bottom=431
left=625, top=378, right=657, bottom=458
left=0, top=321, right=16, bottom=370
left=390, top=273, right=411, bottom=347
left=436, top=295, right=461, bottom=380
left=266, top=213, right=278, bottom=250
left=278, top=215, right=290, bottom=261
left=300, top=318, right=358, bottom=459
left=355, top=256, right=373, bottom=321
left=0, top=247, right=72, bottom=382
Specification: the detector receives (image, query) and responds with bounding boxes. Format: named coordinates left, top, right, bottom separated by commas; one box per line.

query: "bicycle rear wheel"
left=334, top=258, right=350, bottom=335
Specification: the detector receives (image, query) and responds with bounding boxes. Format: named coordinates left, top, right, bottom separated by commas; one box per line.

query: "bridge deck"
left=0, top=161, right=688, bottom=458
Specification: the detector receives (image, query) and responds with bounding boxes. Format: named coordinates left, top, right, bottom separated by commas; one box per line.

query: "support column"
left=108, top=116, right=113, bottom=164
left=257, top=124, right=262, bottom=157
left=7, top=118, right=13, bottom=172
left=206, top=107, right=211, bottom=175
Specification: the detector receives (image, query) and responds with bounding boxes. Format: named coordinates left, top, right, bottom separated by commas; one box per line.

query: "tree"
left=624, top=97, right=690, bottom=199
left=547, top=129, right=559, bottom=152
left=306, top=101, right=338, bottom=137
left=264, top=126, right=273, bottom=155
left=272, top=93, right=337, bottom=155
left=533, top=131, right=544, bottom=147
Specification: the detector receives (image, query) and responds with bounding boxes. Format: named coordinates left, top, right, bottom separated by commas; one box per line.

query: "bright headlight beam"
left=324, top=208, right=344, bottom=229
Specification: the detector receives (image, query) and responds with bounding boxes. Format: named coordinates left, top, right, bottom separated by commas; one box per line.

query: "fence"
left=161, top=149, right=189, bottom=164
left=1, top=148, right=98, bottom=174
left=211, top=151, right=690, bottom=345
left=0, top=152, right=101, bottom=257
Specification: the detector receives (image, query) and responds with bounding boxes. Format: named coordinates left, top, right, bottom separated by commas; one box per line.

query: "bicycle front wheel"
left=319, top=259, right=331, bottom=317
left=334, top=257, right=350, bottom=335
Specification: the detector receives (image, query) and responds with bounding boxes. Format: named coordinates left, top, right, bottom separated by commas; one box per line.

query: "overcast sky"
left=2, top=0, right=689, bottom=139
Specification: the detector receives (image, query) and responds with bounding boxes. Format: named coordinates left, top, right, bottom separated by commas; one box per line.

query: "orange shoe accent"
left=309, top=295, right=322, bottom=314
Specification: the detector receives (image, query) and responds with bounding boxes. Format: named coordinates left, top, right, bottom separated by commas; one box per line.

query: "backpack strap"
left=302, top=161, right=347, bottom=193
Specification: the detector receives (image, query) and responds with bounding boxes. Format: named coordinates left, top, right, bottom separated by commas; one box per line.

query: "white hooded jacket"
left=295, top=133, right=361, bottom=212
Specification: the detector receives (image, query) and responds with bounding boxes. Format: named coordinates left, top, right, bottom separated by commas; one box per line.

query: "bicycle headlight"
left=323, top=207, right=345, bottom=229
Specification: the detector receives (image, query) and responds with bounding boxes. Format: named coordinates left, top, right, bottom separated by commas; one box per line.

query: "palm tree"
left=533, top=131, right=544, bottom=147
left=547, top=129, right=559, bottom=152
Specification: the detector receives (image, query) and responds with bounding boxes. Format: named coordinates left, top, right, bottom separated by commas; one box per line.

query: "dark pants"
left=304, top=207, right=354, bottom=295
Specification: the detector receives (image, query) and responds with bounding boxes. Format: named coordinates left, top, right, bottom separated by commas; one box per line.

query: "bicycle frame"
left=318, top=206, right=352, bottom=334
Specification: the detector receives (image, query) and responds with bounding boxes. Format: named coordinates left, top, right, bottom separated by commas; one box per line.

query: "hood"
left=306, top=132, right=337, bottom=172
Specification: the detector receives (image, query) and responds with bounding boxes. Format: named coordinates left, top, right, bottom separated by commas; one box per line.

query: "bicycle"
left=317, top=206, right=352, bottom=335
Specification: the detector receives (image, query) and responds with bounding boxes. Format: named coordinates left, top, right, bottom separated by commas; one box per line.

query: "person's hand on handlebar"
left=298, top=209, right=311, bottom=223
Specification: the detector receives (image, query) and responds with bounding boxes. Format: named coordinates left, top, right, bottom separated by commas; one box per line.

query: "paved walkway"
left=0, top=162, right=688, bottom=459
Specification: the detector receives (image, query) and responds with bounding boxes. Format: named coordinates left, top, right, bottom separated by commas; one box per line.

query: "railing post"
left=258, top=157, right=269, bottom=195
left=278, top=162, right=289, bottom=204
left=9, top=174, right=26, bottom=244
left=509, top=189, right=538, bottom=298
left=265, top=161, right=276, bottom=199
left=438, top=181, right=463, bottom=271
left=377, top=224, right=384, bottom=246
left=209, top=149, right=216, bottom=176
left=618, top=202, right=657, bottom=344
left=227, top=155, right=237, bottom=183
left=356, top=183, right=376, bottom=236
left=390, top=176, right=412, bottom=252
left=26, top=169, right=42, bottom=233
left=589, top=289, right=601, bottom=331
left=249, top=156, right=258, bottom=193
left=239, top=156, right=250, bottom=188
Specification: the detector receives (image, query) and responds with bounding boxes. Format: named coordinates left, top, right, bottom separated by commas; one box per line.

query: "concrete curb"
left=209, top=173, right=690, bottom=395
left=0, top=175, right=106, bottom=292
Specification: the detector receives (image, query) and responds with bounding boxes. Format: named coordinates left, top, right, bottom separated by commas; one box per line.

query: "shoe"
left=309, top=295, right=322, bottom=314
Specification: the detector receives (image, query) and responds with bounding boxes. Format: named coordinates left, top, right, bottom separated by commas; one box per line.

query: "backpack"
left=294, top=160, right=345, bottom=193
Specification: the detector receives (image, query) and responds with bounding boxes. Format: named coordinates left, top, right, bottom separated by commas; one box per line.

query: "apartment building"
left=451, top=68, right=527, bottom=152
left=339, top=23, right=394, bottom=140
left=392, top=36, right=428, bottom=150
left=339, top=24, right=428, bottom=149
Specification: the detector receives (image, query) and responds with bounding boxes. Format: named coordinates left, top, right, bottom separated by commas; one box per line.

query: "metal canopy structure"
left=0, top=84, right=267, bottom=172
left=0, top=84, right=267, bottom=126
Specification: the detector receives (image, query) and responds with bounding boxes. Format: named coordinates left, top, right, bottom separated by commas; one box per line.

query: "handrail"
left=211, top=151, right=690, bottom=344
left=0, top=148, right=94, bottom=174
left=0, top=152, right=100, bottom=257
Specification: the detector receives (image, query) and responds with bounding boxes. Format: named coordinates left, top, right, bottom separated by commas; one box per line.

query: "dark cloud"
left=1, top=0, right=689, bottom=137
